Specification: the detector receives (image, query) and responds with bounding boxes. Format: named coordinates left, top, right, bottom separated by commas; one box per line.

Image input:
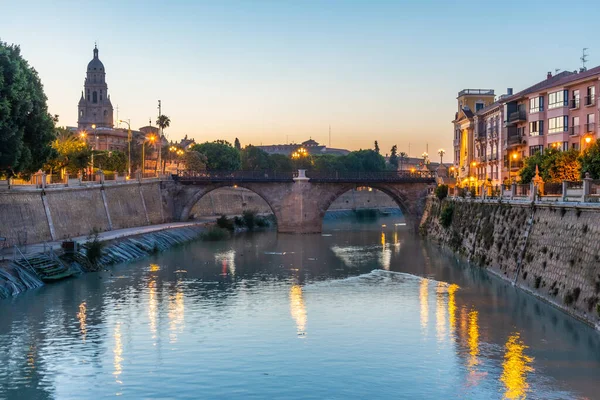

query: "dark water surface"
left=1, top=217, right=600, bottom=399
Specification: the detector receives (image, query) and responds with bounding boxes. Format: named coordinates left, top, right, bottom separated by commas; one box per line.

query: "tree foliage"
left=374, top=140, right=380, bottom=154
left=0, top=41, right=56, bottom=176
left=579, top=142, right=600, bottom=179
left=234, top=137, right=241, bottom=151
left=269, top=154, right=293, bottom=171
left=241, top=145, right=271, bottom=170
left=190, top=141, right=240, bottom=171
left=45, top=127, right=90, bottom=174
left=183, top=151, right=207, bottom=173
left=519, top=148, right=580, bottom=183
left=94, top=150, right=128, bottom=173
left=389, top=145, right=398, bottom=168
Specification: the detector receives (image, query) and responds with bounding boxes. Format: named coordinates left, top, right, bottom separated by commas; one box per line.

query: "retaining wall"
left=420, top=197, right=600, bottom=328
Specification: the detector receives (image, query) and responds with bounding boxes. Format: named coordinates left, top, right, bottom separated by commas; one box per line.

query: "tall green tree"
left=519, top=148, right=580, bottom=183
left=0, top=41, right=56, bottom=176
left=389, top=145, right=398, bottom=169
left=46, top=127, right=90, bottom=176
left=234, top=138, right=241, bottom=151
left=240, top=145, right=271, bottom=170
left=269, top=154, right=293, bottom=172
left=374, top=141, right=380, bottom=154
left=183, top=151, right=207, bottom=173
left=191, top=140, right=241, bottom=171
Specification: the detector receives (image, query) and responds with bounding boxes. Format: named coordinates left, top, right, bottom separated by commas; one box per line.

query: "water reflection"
left=447, top=284, right=458, bottom=336
left=113, top=322, right=123, bottom=386
left=168, top=286, right=185, bottom=344
left=289, top=285, right=307, bottom=337
left=419, top=279, right=429, bottom=333
left=215, top=250, right=236, bottom=276
left=148, top=277, right=158, bottom=340
left=77, top=301, right=87, bottom=342
left=468, top=310, right=480, bottom=370
left=379, top=232, right=391, bottom=270
left=501, top=333, right=534, bottom=400
left=436, top=282, right=447, bottom=343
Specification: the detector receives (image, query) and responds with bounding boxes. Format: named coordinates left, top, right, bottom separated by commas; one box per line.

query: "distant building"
left=257, top=138, right=350, bottom=156
left=77, top=45, right=114, bottom=130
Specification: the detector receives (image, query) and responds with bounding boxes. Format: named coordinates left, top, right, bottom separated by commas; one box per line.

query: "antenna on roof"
left=554, top=68, right=561, bottom=74
left=581, top=48, right=589, bottom=71
left=328, top=125, right=331, bottom=148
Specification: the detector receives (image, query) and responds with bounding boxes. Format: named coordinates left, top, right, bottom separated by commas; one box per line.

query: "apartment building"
left=454, top=66, right=600, bottom=186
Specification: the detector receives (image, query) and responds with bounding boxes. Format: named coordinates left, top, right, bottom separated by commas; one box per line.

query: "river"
left=1, top=216, right=599, bottom=399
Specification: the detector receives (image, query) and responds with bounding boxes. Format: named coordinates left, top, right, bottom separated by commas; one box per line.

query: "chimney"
left=547, top=71, right=552, bottom=79
left=507, top=88, right=513, bottom=95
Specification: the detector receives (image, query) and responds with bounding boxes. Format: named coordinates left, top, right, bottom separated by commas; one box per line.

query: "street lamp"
left=421, top=152, right=429, bottom=164
left=509, top=152, right=518, bottom=183
left=90, top=124, right=97, bottom=176
left=142, top=134, right=157, bottom=177
left=438, top=148, right=445, bottom=165
left=118, top=119, right=132, bottom=177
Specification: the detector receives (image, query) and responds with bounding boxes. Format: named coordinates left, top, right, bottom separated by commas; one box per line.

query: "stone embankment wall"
left=0, top=182, right=166, bottom=247
left=420, top=198, right=600, bottom=328
left=189, top=187, right=398, bottom=217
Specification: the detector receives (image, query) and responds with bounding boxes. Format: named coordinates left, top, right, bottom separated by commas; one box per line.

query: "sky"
left=3, top=0, right=600, bottom=160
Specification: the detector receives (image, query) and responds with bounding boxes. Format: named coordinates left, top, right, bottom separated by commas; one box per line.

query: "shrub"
left=597, top=304, right=600, bottom=317
left=216, top=215, right=235, bottom=232
left=200, top=226, right=230, bottom=241
left=439, top=203, right=455, bottom=228
left=564, top=291, right=575, bottom=306
left=234, top=216, right=245, bottom=227
left=242, top=209, right=257, bottom=230
left=255, top=216, right=270, bottom=228
left=435, top=184, right=448, bottom=201
left=84, top=228, right=104, bottom=267
left=534, top=276, right=542, bottom=289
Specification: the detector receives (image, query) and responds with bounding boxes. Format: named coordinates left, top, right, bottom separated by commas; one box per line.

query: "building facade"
left=257, top=138, right=350, bottom=156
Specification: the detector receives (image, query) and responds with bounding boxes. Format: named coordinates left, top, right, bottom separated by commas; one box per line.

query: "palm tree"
left=399, top=152, right=408, bottom=171
left=156, top=115, right=171, bottom=173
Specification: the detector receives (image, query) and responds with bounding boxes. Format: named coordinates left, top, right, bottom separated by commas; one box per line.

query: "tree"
left=269, top=154, right=293, bottom=172
left=190, top=140, right=241, bottom=171
left=349, top=149, right=386, bottom=172
left=399, top=152, right=408, bottom=171
left=46, top=127, right=89, bottom=176
left=183, top=151, right=207, bottom=173
left=580, top=142, right=600, bottom=179
left=234, top=138, right=241, bottom=151
left=389, top=145, right=398, bottom=169
left=519, top=148, right=580, bottom=183
left=374, top=141, right=380, bottom=154
left=0, top=41, right=56, bottom=177
left=94, top=151, right=127, bottom=173
left=240, top=145, right=271, bottom=170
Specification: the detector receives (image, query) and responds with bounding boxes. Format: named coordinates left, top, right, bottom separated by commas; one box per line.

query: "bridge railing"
left=174, top=170, right=295, bottom=182
left=174, top=169, right=436, bottom=183
left=305, top=170, right=436, bottom=182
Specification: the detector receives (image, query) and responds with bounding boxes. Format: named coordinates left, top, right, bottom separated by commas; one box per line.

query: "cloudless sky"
left=3, top=0, right=600, bottom=160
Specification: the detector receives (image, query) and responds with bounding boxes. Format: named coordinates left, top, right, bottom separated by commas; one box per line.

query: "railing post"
left=480, top=184, right=486, bottom=200
left=583, top=172, right=592, bottom=202
left=510, top=183, right=516, bottom=200
left=562, top=181, right=568, bottom=202
left=41, top=172, right=47, bottom=189
left=64, top=172, right=69, bottom=187
left=529, top=182, right=536, bottom=201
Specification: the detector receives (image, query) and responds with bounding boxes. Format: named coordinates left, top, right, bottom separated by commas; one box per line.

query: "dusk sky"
left=3, top=0, right=599, bottom=160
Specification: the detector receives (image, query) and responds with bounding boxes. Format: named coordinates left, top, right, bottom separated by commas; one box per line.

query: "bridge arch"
left=178, top=183, right=280, bottom=224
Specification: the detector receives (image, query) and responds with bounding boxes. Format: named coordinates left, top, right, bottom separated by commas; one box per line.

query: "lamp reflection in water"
left=419, top=279, right=429, bottom=333
left=289, top=285, right=307, bottom=337
left=447, top=284, right=459, bottom=339
left=77, top=301, right=87, bottom=342
left=467, top=310, right=480, bottom=369
left=113, top=322, right=123, bottom=386
left=436, top=282, right=447, bottom=342
left=215, top=250, right=236, bottom=276
left=379, top=232, right=391, bottom=270
left=148, top=277, right=158, bottom=340
left=168, top=285, right=185, bottom=344
left=501, top=332, right=534, bottom=400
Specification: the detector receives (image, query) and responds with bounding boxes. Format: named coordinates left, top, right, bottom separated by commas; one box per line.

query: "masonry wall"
left=420, top=197, right=600, bottom=327
left=0, top=192, right=51, bottom=246
left=189, top=187, right=399, bottom=217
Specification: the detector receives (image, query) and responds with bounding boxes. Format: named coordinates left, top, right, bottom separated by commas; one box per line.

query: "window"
left=100, top=90, right=103, bottom=101
left=93, top=91, right=98, bottom=103
left=587, top=113, right=596, bottom=132
left=103, top=110, right=108, bottom=117
left=548, top=90, right=568, bottom=109
left=571, top=90, right=580, bottom=108
left=572, top=116, right=580, bottom=135
left=79, top=109, right=83, bottom=117
left=87, top=90, right=90, bottom=101
left=475, top=102, right=484, bottom=112
left=529, top=96, right=544, bottom=113
left=587, top=86, right=596, bottom=106
left=529, top=120, right=544, bottom=136
left=548, top=116, right=568, bottom=134
left=529, top=145, right=544, bottom=156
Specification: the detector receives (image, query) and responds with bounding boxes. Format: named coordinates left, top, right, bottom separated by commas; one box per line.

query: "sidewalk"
left=0, top=219, right=216, bottom=262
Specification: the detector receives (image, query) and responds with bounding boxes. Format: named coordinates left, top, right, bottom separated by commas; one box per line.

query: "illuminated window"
left=548, top=116, right=568, bottom=134
left=529, top=96, right=544, bottom=113
left=548, top=90, right=568, bottom=109
left=529, top=120, right=543, bottom=136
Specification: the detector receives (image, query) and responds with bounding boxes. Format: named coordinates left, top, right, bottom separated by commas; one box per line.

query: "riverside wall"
left=420, top=197, right=600, bottom=328
left=0, top=182, right=168, bottom=247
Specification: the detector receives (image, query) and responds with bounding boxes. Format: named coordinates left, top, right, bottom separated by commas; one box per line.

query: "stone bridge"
left=161, top=170, right=436, bottom=233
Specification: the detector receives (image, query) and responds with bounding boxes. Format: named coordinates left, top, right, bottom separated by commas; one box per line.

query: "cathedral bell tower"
left=77, top=45, right=114, bottom=130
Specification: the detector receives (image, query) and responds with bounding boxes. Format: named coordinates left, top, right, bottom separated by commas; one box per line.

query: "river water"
left=1, top=216, right=600, bottom=399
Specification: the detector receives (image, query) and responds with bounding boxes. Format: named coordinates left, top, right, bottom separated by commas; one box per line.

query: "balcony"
left=586, top=123, right=596, bottom=133
left=505, top=134, right=524, bottom=148
left=570, top=98, right=580, bottom=109
left=507, top=110, right=527, bottom=125
left=571, top=126, right=580, bottom=136
left=585, top=96, right=596, bottom=107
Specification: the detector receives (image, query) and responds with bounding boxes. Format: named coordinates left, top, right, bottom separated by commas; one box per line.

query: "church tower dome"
left=77, top=44, right=114, bottom=130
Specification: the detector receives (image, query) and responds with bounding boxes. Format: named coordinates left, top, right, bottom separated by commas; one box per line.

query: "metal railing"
left=585, top=123, right=596, bottom=133
left=570, top=126, right=580, bottom=136
left=570, top=98, right=580, bottom=109
left=515, top=184, right=530, bottom=197
left=585, top=96, right=596, bottom=107
left=508, top=110, right=527, bottom=124
left=175, top=170, right=295, bottom=182
left=565, top=181, right=583, bottom=189
left=589, top=180, right=600, bottom=196
left=543, top=183, right=562, bottom=196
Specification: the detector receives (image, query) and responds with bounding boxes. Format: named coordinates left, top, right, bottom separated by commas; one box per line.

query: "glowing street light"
left=142, top=134, right=157, bottom=177
left=438, top=148, right=446, bottom=165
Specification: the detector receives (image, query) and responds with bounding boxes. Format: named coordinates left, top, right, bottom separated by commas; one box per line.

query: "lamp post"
left=437, top=148, right=445, bottom=165
left=509, top=152, right=518, bottom=183
left=471, top=161, right=477, bottom=187
left=421, top=152, right=429, bottom=165
left=90, top=124, right=97, bottom=176
left=142, top=134, right=157, bottom=177
left=583, top=135, right=593, bottom=151
left=119, top=119, right=132, bottom=177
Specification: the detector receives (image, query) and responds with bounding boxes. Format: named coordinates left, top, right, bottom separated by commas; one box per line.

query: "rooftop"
left=457, top=89, right=495, bottom=97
